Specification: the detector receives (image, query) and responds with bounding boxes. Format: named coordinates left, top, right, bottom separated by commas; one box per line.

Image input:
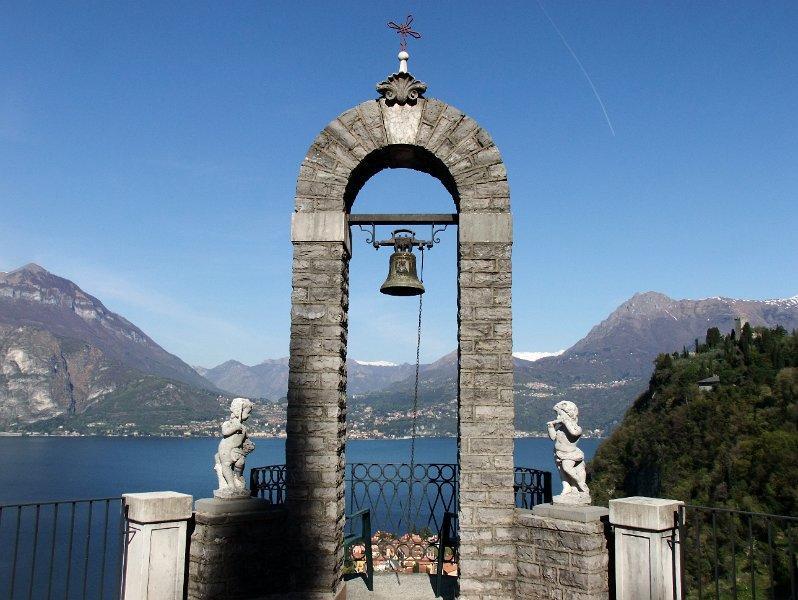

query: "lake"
left=0, top=436, right=601, bottom=505
left=0, top=436, right=603, bottom=597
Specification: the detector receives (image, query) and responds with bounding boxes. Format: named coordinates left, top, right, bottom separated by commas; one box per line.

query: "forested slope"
left=589, top=325, right=798, bottom=516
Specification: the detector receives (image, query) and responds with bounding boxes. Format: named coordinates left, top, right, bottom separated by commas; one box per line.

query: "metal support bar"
left=348, top=213, right=458, bottom=226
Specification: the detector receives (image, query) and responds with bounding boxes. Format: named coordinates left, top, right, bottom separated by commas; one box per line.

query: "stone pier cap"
left=609, top=496, right=683, bottom=531
left=123, top=491, right=193, bottom=524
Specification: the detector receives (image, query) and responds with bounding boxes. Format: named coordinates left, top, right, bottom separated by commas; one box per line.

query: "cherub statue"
left=213, top=397, right=255, bottom=499
left=547, top=400, right=591, bottom=505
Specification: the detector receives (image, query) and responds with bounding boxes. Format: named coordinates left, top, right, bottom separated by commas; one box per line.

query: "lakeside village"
left=0, top=393, right=604, bottom=438
left=348, top=531, right=459, bottom=578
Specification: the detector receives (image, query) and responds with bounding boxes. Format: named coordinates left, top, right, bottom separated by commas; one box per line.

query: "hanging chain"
left=403, top=247, right=424, bottom=543
left=409, top=247, right=423, bottom=478
left=392, top=248, right=425, bottom=575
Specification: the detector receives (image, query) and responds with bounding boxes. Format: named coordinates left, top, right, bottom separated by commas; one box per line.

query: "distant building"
left=732, top=316, right=748, bottom=338
left=697, top=374, right=720, bottom=392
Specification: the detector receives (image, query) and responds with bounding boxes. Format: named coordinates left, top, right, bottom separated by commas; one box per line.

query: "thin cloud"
left=57, top=264, right=266, bottom=364
left=81, top=271, right=242, bottom=336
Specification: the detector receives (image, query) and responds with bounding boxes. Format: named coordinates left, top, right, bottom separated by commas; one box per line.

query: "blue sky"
left=1, top=2, right=796, bottom=367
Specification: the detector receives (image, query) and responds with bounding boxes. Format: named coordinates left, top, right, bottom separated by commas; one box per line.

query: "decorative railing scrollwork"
left=250, top=463, right=552, bottom=575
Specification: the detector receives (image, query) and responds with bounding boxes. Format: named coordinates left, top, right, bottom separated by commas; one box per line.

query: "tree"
left=740, top=322, right=753, bottom=364
left=706, top=327, right=722, bottom=348
left=590, top=325, right=798, bottom=515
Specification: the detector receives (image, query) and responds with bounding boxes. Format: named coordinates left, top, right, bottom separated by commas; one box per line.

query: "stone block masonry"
left=188, top=498, right=289, bottom=599
left=458, top=239, right=515, bottom=600
left=289, top=92, right=514, bottom=599
left=287, top=240, right=349, bottom=599
left=516, top=506, right=611, bottom=600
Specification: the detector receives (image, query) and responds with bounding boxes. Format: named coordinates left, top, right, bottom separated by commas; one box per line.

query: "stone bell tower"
left=286, top=44, right=515, bottom=599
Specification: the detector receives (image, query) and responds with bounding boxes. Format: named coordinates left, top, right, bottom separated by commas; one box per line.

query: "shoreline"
left=0, top=432, right=606, bottom=440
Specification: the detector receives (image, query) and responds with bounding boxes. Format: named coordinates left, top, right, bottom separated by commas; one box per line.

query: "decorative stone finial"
left=213, top=397, right=255, bottom=499
left=398, top=50, right=409, bottom=73
left=546, top=401, right=591, bottom=505
left=379, top=15, right=425, bottom=106
left=376, top=70, right=427, bottom=106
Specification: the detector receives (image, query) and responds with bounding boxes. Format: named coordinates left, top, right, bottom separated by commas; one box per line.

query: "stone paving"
left=347, top=574, right=457, bottom=600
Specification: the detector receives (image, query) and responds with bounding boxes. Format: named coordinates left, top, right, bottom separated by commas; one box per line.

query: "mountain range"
left=0, top=264, right=224, bottom=431
left=1, top=263, right=796, bottom=435
left=197, top=290, right=798, bottom=433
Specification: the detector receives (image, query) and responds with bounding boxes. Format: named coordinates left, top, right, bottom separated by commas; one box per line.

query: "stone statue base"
left=531, top=502, right=608, bottom=523
left=517, top=503, right=610, bottom=599
left=553, top=490, right=591, bottom=506
left=213, top=487, right=252, bottom=500
left=189, top=497, right=289, bottom=599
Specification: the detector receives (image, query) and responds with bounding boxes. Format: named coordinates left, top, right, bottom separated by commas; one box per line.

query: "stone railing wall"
left=121, top=492, right=193, bottom=600
left=188, top=498, right=288, bottom=599
left=119, top=492, right=686, bottom=600
left=516, top=506, right=611, bottom=600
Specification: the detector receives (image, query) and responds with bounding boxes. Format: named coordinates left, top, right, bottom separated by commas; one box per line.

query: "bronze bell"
left=380, top=246, right=425, bottom=296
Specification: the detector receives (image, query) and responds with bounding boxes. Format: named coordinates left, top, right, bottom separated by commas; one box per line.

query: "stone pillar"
left=188, top=498, right=287, bottom=599
left=610, top=496, right=683, bottom=600
left=457, top=212, right=516, bottom=598
left=286, top=212, right=349, bottom=599
left=515, top=504, right=611, bottom=600
left=121, top=491, right=193, bottom=600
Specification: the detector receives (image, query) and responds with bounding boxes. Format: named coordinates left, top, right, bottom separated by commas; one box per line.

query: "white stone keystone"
left=381, top=102, right=422, bottom=145
left=610, top=496, right=684, bottom=600
left=121, top=491, right=193, bottom=600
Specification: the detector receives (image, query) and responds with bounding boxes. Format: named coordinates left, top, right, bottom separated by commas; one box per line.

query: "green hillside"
left=23, top=375, right=228, bottom=435
left=589, top=325, right=798, bottom=516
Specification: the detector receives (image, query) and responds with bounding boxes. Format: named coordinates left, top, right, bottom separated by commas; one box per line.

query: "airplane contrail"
left=536, top=0, right=616, bottom=137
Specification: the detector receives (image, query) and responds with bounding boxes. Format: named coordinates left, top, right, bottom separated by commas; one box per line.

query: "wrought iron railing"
left=250, top=463, right=287, bottom=505
left=347, top=463, right=457, bottom=535
left=0, top=497, right=125, bottom=600
left=250, top=463, right=553, bottom=518
left=678, top=504, right=798, bottom=599
left=346, top=463, right=457, bottom=574
left=250, top=462, right=552, bottom=575
left=251, top=463, right=462, bottom=530
left=514, top=467, right=553, bottom=508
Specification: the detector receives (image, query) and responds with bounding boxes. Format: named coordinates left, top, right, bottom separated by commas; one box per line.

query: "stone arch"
left=344, top=144, right=460, bottom=210
left=288, top=96, right=514, bottom=599
left=294, top=99, right=509, bottom=214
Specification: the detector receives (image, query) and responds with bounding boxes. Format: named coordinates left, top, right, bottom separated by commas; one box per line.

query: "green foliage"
left=589, top=327, right=798, bottom=515
left=706, top=327, right=722, bottom=348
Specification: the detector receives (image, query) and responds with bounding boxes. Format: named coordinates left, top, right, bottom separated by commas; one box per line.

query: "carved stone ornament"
left=213, top=397, right=255, bottom=499
left=376, top=71, right=427, bottom=106
left=546, top=400, right=591, bottom=506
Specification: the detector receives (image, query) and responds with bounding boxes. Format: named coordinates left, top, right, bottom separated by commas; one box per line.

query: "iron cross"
left=387, top=14, right=421, bottom=52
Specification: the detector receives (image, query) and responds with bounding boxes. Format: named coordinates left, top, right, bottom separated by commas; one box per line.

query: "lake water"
left=0, top=436, right=602, bottom=598
left=0, top=436, right=601, bottom=505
